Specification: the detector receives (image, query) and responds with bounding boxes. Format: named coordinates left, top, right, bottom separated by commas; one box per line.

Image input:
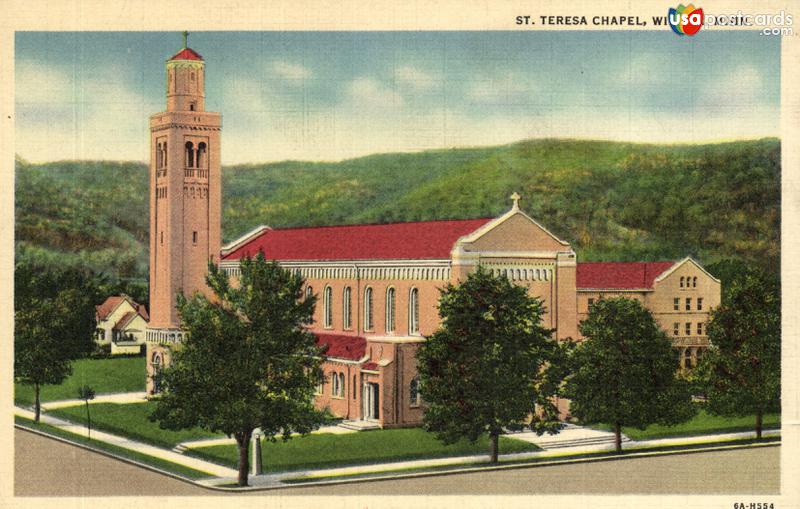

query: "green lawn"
left=15, top=356, right=145, bottom=406
left=15, top=415, right=213, bottom=480
left=589, top=409, right=781, bottom=440
left=188, top=428, right=539, bottom=473
left=48, top=401, right=222, bottom=449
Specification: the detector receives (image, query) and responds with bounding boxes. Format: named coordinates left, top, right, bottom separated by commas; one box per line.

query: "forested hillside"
left=15, top=138, right=780, bottom=286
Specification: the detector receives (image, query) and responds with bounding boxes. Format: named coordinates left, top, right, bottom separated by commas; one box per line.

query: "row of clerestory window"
left=308, top=285, right=421, bottom=335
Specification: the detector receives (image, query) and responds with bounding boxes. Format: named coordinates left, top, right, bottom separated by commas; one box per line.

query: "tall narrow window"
left=353, top=375, right=357, bottom=400
left=364, top=287, right=374, bottom=331
left=156, top=142, right=162, bottom=168
left=331, top=372, right=339, bottom=396
left=685, top=322, right=691, bottom=336
left=685, top=298, right=691, bottom=311
left=673, top=297, right=679, bottom=311
left=697, top=322, right=703, bottom=335
left=323, top=286, right=333, bottom=328
left=409, top=377, right=420, bottom=407
left=305, top=286, right=313, bottom=302
left=697, top=297, right=703, bottom=310
left=339, top=373, right=345, bottom=398
left=185, top=141, right=195, bottom=168
left=409, top=288, right=420, bottom=334
left=343, top=287, right=352, bottom=329
left=192, top=231, right=198, bottom=245
left=386, top=287, right=396, bottom=333
left=673, top=322, right=679, bottom=336
left=197, top=142, right=207, bottom=169
left=693, top=277, right=697, bottom=288
left=680, top=277, right=684, bottom=288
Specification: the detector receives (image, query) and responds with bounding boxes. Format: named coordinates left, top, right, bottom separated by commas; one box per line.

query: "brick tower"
left=146, top=33, right=222, bottom=394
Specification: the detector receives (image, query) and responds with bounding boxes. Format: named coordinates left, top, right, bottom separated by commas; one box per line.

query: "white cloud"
left=465, top=73, right=534, bottom=104
left=393, top=66, right=439, bottom=91
left=347, top=77, right=403, bottom=107
left=15, top=61, right=75, bottom=105
left=271, top=60, right=312, bottom=82
left=699, top=65, right=769, bottom=108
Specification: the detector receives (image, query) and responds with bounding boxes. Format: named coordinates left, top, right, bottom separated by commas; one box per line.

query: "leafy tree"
left=564, top=297, right=695, bottom=452
left=14, top=262, right=101, bottom=421
left=149, top=254, right=326, bottom=486
left=77, top=385, right=96, bottom=438
left=417, top=266, right=568, bottom=464
left=700, top=271, right=780, bottom=438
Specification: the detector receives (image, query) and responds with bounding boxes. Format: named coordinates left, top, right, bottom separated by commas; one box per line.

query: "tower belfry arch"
left=145, top=34, right=222, bottom=394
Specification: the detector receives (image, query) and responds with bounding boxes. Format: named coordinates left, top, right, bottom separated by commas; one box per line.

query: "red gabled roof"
left=316, top=333, right=366, bottom=361
left=113, top=311, right=137, bottom=331
left=96, top=296, right=125, bottom=321
left=96, top=295, right=149, bottom=322
left=222, top=218, right=492, bottom=262
left=169, top=47, right=203, bottom=61
left=576, top=261, right=675, bottom=290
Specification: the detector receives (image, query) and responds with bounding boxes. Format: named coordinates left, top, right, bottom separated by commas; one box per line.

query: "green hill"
left=15, top=138, right=780, bottom=284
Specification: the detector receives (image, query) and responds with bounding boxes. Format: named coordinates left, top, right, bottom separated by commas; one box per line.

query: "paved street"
left=15, top=428, right=779, bottom=496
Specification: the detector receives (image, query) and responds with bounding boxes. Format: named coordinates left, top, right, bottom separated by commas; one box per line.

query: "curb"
left=203, top=438, right=781, bottom=492
left=15, top=423, right=781, bottom=493
left=14, top=424, right=221, bottom=492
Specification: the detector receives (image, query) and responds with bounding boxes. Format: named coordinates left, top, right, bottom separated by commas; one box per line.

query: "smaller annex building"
left=95, top=295, right=150, bottom=355
left=218, top=196, right=721, bottom=428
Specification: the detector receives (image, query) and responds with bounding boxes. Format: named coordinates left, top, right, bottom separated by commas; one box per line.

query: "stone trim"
left=146, top=328, right=186, bottom=345
left=219, top=260, right=452, bottom=281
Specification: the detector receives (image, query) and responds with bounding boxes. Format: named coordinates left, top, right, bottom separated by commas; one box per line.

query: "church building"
left=145, top=38, right=721, bottom=428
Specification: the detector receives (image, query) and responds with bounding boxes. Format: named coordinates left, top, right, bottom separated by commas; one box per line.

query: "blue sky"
left=15, top=31, right=780, bottom=164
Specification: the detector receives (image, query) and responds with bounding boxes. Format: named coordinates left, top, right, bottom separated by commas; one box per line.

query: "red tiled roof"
left=96, top=296, right=125, bottom=321
left=316, top=333, right=366, bottom=361
left=113, top=311, right=137, bottom=331
left=96, top=295, right=149, bottom=322
left=362, top=362, right=379, bottom=371
left=169, top=47, right=203, bottom=61
left=222, top=218, right=492, bottom=261
left=577, top=261, right=675, bottom=290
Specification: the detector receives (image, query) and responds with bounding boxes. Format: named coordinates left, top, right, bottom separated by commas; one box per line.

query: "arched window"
left=352, top=375, right=357, bottom=400
left=323, top=286, right=333, bottom=328
left=364, top=287, right=374, bottom=331
left=409, top=377, right=420, bottom=407
left=305, top=286, right=313, bottom=300
left=185, top=141, right=195, bottom=168
left=152, top=352, right=163, bottom=393
left=409, top=288, right=420, bottom=335
left=343, top=287, right=352, bottom=329
left=331, top=372, right=339, bottom=396
left=693, top=276, right=697, bottom=288
left=315, top=374, right=324, bottom=395
left=386, top=287, right=396, bottom=333
left=156, top=142, right=162, bottom=168
left=197, top=142, right=207, bottom=169
left=339, top=373, right=345, bottom=397
left=680, top=277, right=684, bottom=288
left=161, top=142, right=167, bottom=168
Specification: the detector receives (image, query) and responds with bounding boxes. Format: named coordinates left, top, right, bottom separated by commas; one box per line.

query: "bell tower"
left=146, top=33, right=222, bottom=393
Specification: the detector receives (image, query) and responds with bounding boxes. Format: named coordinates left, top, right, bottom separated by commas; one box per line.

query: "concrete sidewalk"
left=15, top=402, right=780, bottom=489
left=14, top=407, right=237, bottom=478
left=41, top=391, right=148, bottom=410
left=202, top=427, right=780, bottom=488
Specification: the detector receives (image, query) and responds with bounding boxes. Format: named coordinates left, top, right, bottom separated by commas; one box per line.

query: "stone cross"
left=510, top=192, right=521, bottom=209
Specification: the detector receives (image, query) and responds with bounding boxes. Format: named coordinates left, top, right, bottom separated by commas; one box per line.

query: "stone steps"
left=337, top=420, right=382, bottom=431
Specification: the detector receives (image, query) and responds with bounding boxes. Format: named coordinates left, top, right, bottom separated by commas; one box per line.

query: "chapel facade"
left=145, top=38, right=721, bottom=427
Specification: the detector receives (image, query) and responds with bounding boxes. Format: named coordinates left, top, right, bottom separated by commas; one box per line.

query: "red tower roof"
left=169, top=47, right=203, bottom=61
left=222, top=218, right=493, bottom=261
left=576, top=261, right=675, bottom=290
